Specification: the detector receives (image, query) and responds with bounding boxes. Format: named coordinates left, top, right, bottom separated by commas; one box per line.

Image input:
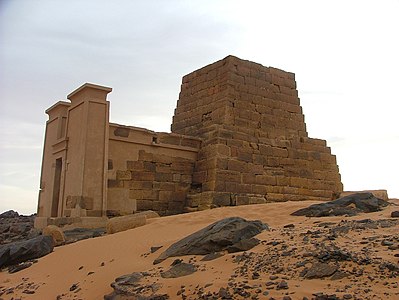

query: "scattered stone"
left=104, top=272, right=168, bottom=300
left=283, top=224, right=295, bottom=229
left=154, top=217, right=268, bottom=264
left=391, top=211, right=399, bottom=218
left=291, top=193, right=389, bottom=217
left=276, top=280, right=288, bottom=290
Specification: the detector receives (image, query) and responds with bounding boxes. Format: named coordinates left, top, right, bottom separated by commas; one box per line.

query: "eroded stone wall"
left=107, top=124, right=200, bottom=216
left=172, top=56, right=342, bottom=210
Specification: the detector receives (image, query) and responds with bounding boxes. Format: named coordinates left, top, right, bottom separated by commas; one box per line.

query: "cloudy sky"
left=0, top=0, right=398, bottom=214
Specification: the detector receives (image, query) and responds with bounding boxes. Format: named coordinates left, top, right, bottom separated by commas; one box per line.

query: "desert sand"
left=1, top=199, right=398, bottom=300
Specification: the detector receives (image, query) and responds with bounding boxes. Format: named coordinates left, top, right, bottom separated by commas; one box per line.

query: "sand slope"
left=1, top=200, right=398, bottom=300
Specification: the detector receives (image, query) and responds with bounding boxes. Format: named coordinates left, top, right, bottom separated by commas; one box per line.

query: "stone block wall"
left=172, top=56, right=342, bottom=210
left=107, top=125, right=199, bottom=216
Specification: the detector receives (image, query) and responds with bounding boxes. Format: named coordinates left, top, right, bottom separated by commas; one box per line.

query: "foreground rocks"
left=102, top=214, right=398, bottom=300
left=0, top=235, right=54, bottom=268
left=104, top=272, right=169, bottom=300
left=154, top=217, right=268, bottom=264
left=291, top=193, right=389, bottom=217
left=0, top=210, right=38, bottom=245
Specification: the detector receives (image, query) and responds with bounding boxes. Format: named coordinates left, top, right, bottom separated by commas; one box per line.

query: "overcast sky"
left=0, top=0, right=398, bottom=214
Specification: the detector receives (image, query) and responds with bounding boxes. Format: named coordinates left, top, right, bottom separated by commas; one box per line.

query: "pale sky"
left=0, top=0, right=398, bottom=214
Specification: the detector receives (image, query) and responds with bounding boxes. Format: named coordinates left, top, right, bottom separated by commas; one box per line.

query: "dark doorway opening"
left=51, top=158, right=62, bottom=217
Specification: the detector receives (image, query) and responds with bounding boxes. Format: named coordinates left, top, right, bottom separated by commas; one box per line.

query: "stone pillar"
left=37, top=101, right=71, bottom=218
left=62, top=83, right=111, bottom=218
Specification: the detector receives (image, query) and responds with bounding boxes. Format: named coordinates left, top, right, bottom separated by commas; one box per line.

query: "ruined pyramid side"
left=172, top=56, right=343, bottom=209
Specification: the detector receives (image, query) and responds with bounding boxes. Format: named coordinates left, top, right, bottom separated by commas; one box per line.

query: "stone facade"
left=35, top=56, right=342, bottom=229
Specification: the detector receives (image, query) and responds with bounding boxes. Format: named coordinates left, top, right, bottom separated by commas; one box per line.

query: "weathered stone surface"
left=160, top=262, right=197, bottom=278
left=106, top=210, right=160, bottom=234
left=42, top=225, right=65, bottom=246
left=303, top=262, right=338, bottom=279
left=291, top=192, right=389, bottom=217
left=0, top=235, right=53, bottom=268
left=154, top=217, right=268, bottom=264
left=106, top=214, right=146, bottom=234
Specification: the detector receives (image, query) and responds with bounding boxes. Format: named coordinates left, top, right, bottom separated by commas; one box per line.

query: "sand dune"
left=1, top=200, right=398, bottom=299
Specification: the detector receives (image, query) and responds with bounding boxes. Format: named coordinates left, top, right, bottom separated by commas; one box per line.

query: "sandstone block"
left=116, top=170, right=131, bottom=181
left=42, top=225, right=65, bottom=246
left=106, top=214, right=146, bottom=234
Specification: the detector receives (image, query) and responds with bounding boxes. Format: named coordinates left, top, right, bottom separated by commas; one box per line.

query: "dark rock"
left=381, top=240, right=394, bottom=246
left=0, top=212, right=35, bottom=245
left=0, top=210, right=19, bottom=218
left=104, top=272, right=168, bottom=300
left=201, top=252, right=224, bottom=261
left=276, top=280, right=288, bottom=290
left=170, top=258, right=183, bottom=266
left=153, top=217, right=268, bottom=264
left=0, top=235, right=54, bottom=268
left=312, top=293, right=340, bottom=300
left=391, top=211, right=399, bottom=218
left=161, top=262, right=197, bottom=278
left=291, top=193, right=389, bottom=217
left=303, top=262, right=338, bottom=279
left=63, top=227, right=105, bottom=244
left=150, top=246, right=163, bottom=253
left=226, top=237, right=260, bottom=253
left=330, top=271, right=348, bottom=280
left=283, top=224, right=295, bottom=229
left=8, top=261, right=33, bottom=273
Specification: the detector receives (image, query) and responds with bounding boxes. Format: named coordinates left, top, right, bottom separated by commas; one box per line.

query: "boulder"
left=291, top=192, right=389, bottom=217
left=153, top=217, right=268, bottom=264
left=42, top=225, right=66, bottom=246
left=391, top=211, right=399, bottom=218
left=160, top=262, right=196, bottom=278
left=0, top=235, right=54, bottom=268
left=303, top=262, right=338, bottom=279
left=106, top=211, right=160, bottom=234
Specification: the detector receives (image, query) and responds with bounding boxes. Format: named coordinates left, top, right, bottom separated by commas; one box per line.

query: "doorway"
left=51, top=158, right=62, bottom=217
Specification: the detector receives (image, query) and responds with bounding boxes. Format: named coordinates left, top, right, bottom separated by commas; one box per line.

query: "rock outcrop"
left=154, top=217, right=268, bottom=264
left=0, top=210, right=38, bottom=245
left=0, top=235, right=54, bottom=268
left=291, top=192, right=389, bottom=217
